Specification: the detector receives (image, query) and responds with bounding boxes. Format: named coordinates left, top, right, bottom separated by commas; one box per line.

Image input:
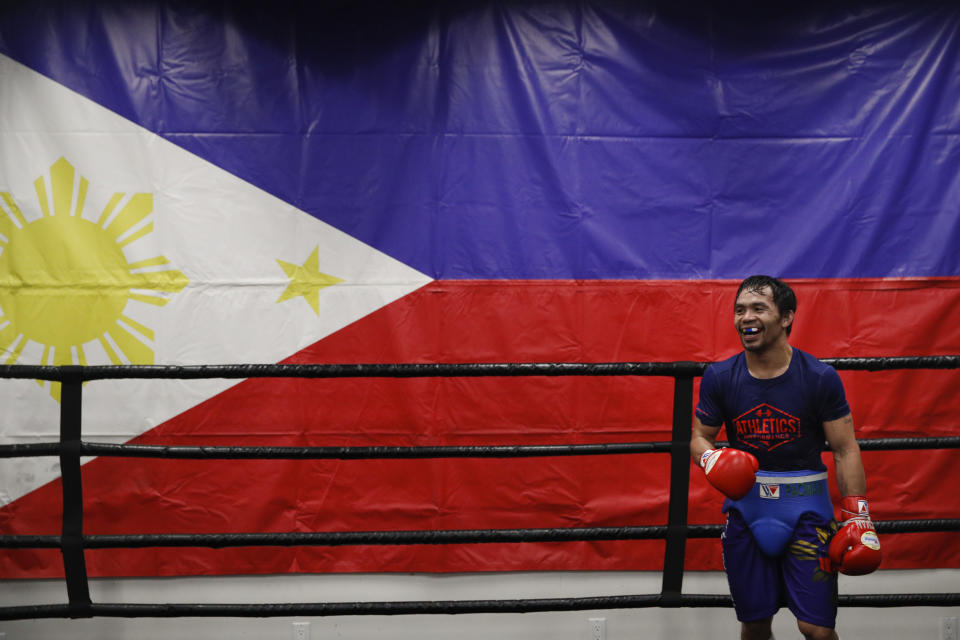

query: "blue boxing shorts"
left=721, top=471, right=839, bottom=628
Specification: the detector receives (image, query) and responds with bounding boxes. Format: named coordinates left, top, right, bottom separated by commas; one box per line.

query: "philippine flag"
left=1, top=1, right=959, bottom=579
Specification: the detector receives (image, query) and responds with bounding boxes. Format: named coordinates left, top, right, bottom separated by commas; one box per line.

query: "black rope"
left=0, top=442, right=62, bottom=458
left=839, top=593, right=960, bottom=607
left=873, top=519, right=960, bottom=534
left=5, top=436, right=958, bottom=460
left=854, top=437, right=960, bottom=451
left=1, top=526, right=669, bottom=550
left=822, top=356, right=960, bottom=371
left=83, top=440, right=672, bottom=459
left=0, top=535, right=62, bottom=549
left=3, top=520, right=957, bottom=550
left=0, top=361, right=708, bottom=381
left=0, top=596, right=666, bottom=620
left=2, top=593, right=959, bottom=621
left=1, top=355, right=957, bottom=382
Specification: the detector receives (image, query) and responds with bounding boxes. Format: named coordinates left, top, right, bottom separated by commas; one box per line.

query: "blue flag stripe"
left=1, top=2, right=958, bottom=280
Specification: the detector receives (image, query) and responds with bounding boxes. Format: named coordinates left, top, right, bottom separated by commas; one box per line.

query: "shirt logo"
left=733, top=403, right=801, bottom=452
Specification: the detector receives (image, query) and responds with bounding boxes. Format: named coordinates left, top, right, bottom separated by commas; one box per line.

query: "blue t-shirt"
left=695, top=348, right=850, bottom=472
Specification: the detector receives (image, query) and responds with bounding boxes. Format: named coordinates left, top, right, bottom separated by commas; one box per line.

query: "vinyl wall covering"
left=0, top=1, right=957, bottom=577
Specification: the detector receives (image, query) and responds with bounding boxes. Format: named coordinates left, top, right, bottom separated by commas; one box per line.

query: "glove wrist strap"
left=840, top=495, right=870, bottom=522
left=699, top=448, right=716, bottom=469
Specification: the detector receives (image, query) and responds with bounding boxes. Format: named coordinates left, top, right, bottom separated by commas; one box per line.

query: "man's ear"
left=781, top=309, right=795, bottom=330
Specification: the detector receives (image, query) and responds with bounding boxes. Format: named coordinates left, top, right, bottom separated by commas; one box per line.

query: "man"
left=690, top=275, right=881, bottom=640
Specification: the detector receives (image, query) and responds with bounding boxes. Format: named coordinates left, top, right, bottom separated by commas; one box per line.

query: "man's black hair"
left=736, top=275, right=797, bottom=336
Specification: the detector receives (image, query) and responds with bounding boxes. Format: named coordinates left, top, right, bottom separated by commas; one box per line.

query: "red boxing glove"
left=824, top=496, right=882, bottom=576
left=698, top=448, right=758, bottom=500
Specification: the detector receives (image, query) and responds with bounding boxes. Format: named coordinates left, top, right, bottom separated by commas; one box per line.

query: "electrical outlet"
left=943, top=616, right=959, bottom=640
left=293, top=621, right=310, bottom=640
left=589, top=616, right=606, bottom=640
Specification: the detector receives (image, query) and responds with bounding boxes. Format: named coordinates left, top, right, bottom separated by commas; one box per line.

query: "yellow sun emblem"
left=0, top=157, right=188, bottom=401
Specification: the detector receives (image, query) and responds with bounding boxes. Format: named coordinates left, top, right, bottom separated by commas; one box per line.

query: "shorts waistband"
left=755, top=472, right=828, bottom=485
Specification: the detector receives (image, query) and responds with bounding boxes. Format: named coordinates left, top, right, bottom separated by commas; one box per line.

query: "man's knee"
left=741, top=618, right=773, bottom=640
left=797, top=619, right=837, bottom=640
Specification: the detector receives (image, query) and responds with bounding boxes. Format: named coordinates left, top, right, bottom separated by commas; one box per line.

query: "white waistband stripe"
left=755, top=472, right=828, bottom=485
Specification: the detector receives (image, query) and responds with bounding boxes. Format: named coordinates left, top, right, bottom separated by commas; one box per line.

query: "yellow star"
left=276, top=246, right=343, bottom=315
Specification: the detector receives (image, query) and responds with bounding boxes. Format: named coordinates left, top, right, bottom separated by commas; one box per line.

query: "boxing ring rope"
left=0, top=356, right=958, bottom=620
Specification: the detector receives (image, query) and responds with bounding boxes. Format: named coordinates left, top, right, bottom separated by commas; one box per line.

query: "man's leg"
left=784, top=513, right=840, bottom=639
left=742, top=617, right=774, bottom=640
left=723, top=510, right=783, bottom=632
left=797, top=619, right=837, bottom=640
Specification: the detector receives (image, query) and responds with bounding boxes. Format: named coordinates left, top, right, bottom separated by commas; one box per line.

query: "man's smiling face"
left=734, top=285, right=793, bottom=352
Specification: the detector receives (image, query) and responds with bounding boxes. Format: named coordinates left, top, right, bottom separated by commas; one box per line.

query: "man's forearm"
left=690, top=433, right=716, bottom=463
left=833, top=447, right=867, bottom=498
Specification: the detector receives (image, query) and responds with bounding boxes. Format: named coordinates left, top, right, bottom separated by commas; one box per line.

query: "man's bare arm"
left=691, top=416, right=721, bottom=464
left=824, top=413, right=866, bottom=497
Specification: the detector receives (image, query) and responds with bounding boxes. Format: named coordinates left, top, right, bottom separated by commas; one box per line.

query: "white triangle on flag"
left=0, top=53, right=433, bottom=505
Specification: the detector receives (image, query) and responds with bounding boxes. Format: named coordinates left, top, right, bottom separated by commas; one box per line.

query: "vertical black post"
left=661, top=374, right=693, bottom=606
left=59, top=366, right=91, bottom=617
